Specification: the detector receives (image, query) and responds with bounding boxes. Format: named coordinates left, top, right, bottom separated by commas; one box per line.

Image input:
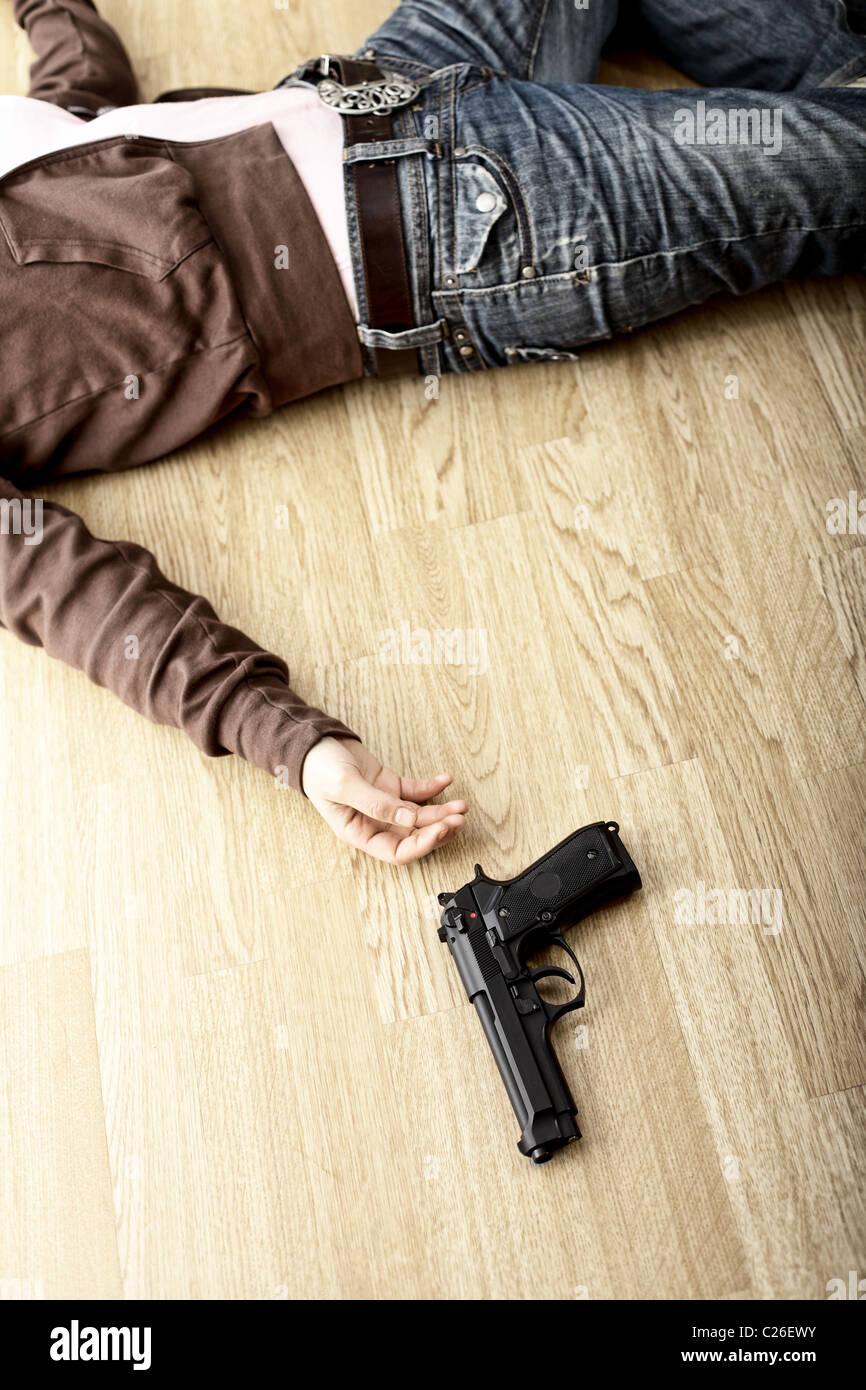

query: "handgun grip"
left=479, top=821, right=640, bottom=941
left=473, top=973, right=582, bottom=1164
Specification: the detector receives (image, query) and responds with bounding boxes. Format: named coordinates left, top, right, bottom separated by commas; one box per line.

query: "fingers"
left=398, top=771, right=453, bottom=803
left=394, top=814, right=465, bottom=863
left=414, top=798, right=468, bottom=827
left=393, top=813, right=467, bottom=863
left=317, top=758, right=469, bottom=861
left=339, top=769, right=424, bottom=830
left=349, top=812, right=467, bottom=864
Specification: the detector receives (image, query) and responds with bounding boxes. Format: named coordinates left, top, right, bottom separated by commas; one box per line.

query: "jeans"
left=337, top=0, right=866, bottom=376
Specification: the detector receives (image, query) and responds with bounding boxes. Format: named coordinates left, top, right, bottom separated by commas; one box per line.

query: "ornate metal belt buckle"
left=317, top=73, right=421, bottom=116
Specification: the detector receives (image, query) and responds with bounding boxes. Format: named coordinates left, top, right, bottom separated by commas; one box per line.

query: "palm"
left=302, top=738, right=468, bottom=864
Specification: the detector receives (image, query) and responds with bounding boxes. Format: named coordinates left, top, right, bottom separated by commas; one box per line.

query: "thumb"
left=339, top=770, right=419, bottom=829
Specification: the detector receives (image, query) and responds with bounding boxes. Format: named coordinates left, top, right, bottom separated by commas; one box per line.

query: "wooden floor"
left=1, top=2, right=864, bottom=1301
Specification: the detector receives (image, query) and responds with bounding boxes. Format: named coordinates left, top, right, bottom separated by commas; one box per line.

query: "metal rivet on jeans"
left=522, top=266, right=537, bottom=279
left=454, top=330, right=467, bottom=341
left=475, top=192, right=498, bottom=213
left=459, top=344, right=475, bottom=357
left=444, top=275, right=457, bottom=287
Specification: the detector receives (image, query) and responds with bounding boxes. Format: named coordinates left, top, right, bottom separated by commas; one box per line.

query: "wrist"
left=301, top=733, right=362, bottom=799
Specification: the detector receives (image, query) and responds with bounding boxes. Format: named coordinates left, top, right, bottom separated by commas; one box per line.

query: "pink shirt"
left=0, top=86, right=357, bottom=317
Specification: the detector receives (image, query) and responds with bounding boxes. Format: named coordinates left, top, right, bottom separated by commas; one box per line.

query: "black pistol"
left=437, top=821, right=641, bottom=1165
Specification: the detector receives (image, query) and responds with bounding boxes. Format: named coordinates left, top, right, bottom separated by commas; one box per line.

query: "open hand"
left=301, top=737, right=468, bottom=864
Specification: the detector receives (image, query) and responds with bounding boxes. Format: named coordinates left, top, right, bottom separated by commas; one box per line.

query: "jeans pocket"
left=453, top=160, right=510, bottom=274
left=450, top=145, right=533, bottom=285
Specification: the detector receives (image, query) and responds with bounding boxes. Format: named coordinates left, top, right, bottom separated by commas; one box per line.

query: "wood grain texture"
left=0, top=0, right=863, bottom=1301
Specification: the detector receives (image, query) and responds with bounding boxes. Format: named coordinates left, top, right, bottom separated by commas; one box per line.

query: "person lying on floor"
left=1, top=0, right=864, bottom=861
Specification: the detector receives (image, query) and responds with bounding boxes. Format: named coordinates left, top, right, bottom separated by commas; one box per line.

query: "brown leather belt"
left=319, top=57, right=420, bottom=379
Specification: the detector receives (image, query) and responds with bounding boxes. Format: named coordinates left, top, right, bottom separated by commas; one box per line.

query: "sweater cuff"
left=215, top=678, right=359, bottom=793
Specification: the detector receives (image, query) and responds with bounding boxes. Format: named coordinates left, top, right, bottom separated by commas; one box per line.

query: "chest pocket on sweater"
left=0, top=139, right=213, bottom=279
left=0, top=136, right=253, bottom=473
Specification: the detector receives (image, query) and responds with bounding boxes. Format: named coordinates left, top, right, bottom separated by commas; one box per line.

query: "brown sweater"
left=1, top=0, right=364, bottom=791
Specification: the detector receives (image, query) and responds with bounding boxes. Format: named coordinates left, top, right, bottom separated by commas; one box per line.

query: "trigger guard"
left=539, top=938, right=586, bottom=1024
left=529, top=964, right=575, bottom=986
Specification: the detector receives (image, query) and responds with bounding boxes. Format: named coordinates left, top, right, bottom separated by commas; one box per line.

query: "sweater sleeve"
left=0, top=474, right=359, bottom=791
left=14, top=0, right=139, bottom=112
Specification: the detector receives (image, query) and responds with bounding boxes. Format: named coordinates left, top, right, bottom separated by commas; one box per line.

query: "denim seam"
left=398, top=104, right=438, bottom=376
left=594, top=222, right=866, bottom=272
left=461, top=74, right=496, bottom=95
left=441, top=220, right=866, bottom=298
left=441, top=71, right=455, bottom=288
left=342, top=142, right=375, bottom=374
left=401, top=105, right=422, bottom=304
left=370, top=54, right=437, bottom=76
left=431, top=79, right=442, bottom=291
left=527, top=0, right=553, bottom=81
left=435, top=269, right=594, bottom=300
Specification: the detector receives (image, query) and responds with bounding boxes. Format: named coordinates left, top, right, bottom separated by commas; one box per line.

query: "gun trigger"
left=550, top=934, right=583, bottom=976
left=535, top=935, right=587, bottom=1022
